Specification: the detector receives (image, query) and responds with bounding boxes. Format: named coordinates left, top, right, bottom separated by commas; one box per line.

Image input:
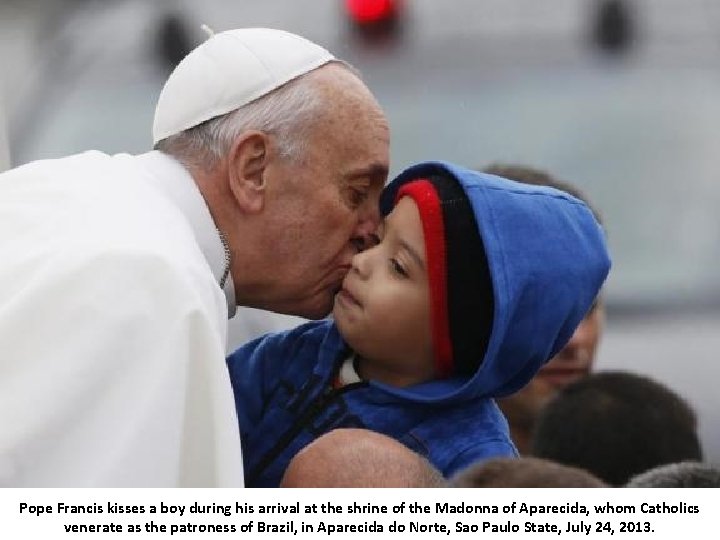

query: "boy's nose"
left=351, top=247, right=374, bottom=278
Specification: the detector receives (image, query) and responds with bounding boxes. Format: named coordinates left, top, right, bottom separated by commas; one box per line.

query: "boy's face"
left=333, top=196, right=435, bottom=384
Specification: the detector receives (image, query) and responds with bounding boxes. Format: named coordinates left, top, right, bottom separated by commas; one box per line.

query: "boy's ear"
left=227, top=131, right=269, bottom=214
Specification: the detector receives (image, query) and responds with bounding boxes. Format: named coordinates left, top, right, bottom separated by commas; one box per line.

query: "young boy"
left=227, top=160, right=611, bottom=487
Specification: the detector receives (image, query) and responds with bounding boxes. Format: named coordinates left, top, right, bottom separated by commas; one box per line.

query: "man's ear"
left=227, top=131, right=270, bottom=213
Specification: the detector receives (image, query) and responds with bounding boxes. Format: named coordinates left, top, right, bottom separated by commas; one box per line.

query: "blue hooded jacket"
left=227, top=161, right=611, bottom=487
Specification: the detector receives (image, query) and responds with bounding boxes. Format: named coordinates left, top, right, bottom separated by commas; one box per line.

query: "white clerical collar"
left=134, top=151, right=236, bottom=318
left=338, top=355, right=363, bottom=386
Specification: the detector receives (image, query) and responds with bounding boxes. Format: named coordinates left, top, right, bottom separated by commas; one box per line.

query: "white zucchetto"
left=153, top=28, right=334, bottom=144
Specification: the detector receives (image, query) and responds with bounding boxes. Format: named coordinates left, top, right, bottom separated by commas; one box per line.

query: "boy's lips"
left=337, top=286, right=362, bottom=308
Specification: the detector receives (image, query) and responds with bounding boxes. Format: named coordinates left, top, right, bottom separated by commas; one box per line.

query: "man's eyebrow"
left=345, top=163, right=389, bottom=182
left=399, top=239, right=425, bottom=270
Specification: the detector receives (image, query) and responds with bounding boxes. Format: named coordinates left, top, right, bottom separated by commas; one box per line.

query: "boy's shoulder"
left=227, top=319, right=345, bottom=385
left=393, top=397, right=516, bottom=475
left=274, top=318, right=339, bottom=347
left=234, top=318, right=342, bottom=359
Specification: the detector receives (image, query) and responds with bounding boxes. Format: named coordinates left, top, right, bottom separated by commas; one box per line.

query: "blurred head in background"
left=483, top=164, right=606, bottom=454
left=450, top=456, right=607, bottom=488
left=626, top=461, right=720, bottom=488
left=531, top=371, right=702, bottom=486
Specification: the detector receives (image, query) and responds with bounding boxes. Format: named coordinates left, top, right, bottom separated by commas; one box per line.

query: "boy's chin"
left=290, top=292, right=336, bottom=320
left=333, top=308, right=351, bottom=333
left=333, top=313, right=360, bottom=349
left=331, top=299, right=343, bottom=321
left=332, top=293, right=357, bottom=323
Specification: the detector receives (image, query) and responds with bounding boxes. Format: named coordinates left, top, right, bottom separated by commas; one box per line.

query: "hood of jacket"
left=368, top=160, right=611, bottom=404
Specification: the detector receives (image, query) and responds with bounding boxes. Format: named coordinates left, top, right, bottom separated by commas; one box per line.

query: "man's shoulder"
left=12, top=153, right=202, bottom=258
left=3, top=151, right=185, bottom=220
left=54, top=208, right=204, bottom=277
left=25, top=242, right=216, bottom=299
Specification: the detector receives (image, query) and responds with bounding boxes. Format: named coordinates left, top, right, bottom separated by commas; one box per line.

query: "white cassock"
left=0, top=150, right=244, bottom=486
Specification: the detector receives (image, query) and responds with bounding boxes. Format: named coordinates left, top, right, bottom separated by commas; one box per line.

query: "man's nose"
left=351, top=204, right=382, bottom=252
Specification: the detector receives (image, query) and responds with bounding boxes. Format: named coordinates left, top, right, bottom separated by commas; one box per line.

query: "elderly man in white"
left=0, top=28, right=389, bottom=487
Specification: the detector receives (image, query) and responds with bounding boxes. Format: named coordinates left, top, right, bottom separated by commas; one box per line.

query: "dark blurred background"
left=2, top=0, right=719, bottom=462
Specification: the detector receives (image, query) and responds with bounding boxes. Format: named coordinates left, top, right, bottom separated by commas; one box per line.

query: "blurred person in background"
left=483, top=164, right=606, bottom=454
left=227, top=161, right=610, bottom=487
left=531, top=371, right=702, bottom=486
left=0, top=28, right=388, bottom=487
left=449, top=456, right=607, bottom=488
left=626, top=461, right=720, bottom=488
left=280, top=428, right=446, bottom=488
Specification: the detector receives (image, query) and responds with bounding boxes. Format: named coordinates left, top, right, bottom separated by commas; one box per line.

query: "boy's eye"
left=390, top=258, right=408, bottom=278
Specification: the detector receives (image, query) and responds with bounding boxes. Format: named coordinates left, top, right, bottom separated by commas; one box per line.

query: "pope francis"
left=0, top=28, right=389, bottom=486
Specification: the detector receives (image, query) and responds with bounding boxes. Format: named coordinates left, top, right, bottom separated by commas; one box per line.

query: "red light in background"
left=344, top=0, right=405, bottom=45
left=346, top=0, right=399, bottom=24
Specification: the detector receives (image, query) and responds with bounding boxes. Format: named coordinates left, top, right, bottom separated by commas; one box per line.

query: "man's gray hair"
left=155, top=60, right=352, bottom=172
